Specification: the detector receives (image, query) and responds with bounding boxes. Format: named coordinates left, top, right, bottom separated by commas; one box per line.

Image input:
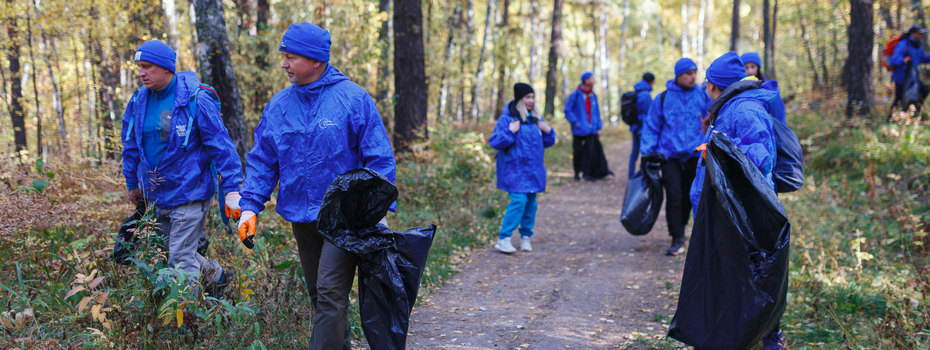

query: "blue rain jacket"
left=631, top=80, right=653, bottom=134
left=640, top=80, right=712, bottom=160
left=689, top=88, right=777, bottom=212
left=239, top=65, right=396, bottom=223
left=760, top=80, right=787, bottom=124
left=121, top=71, right=243, bottom=209
left=890, top=36, right=930, bottom=84
left=489, top=101, right=557, bottom=193
left=563, top=88, right=602, bottom=136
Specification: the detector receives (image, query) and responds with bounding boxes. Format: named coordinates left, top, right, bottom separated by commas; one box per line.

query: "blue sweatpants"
left=498, top=192, right=538, bottom=239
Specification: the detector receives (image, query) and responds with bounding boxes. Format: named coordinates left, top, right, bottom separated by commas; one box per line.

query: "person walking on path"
left=236, top=23, right=396, bottom=349
left=489, top=83, right=556, bottom=254
left=640, top=58, right=711, bottom=256
left=888, top=25, right=930, bottom=117
left=564, top=72, right=604, bottom=181
left=691, top=51, right=784, bottom=350
left=628, top=72, right=655, bottom=179
left=120, top=40, right=242, bottom=292
left=740, top=52, right=787, bottom=123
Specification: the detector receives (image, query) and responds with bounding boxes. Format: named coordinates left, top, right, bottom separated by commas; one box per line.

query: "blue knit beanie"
left=741, top=52, right=762, bottom=67
left=134, top=40, right=176, bottom=73
left=674, top=58, right=697, bottom=77
left=581, top=72, right=594, bottom=84
left=279, top=23, right=331, bottom=62
left=705, top=51, right=747, bottom=90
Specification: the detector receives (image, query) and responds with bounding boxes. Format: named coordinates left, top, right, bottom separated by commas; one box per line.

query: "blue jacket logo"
left=319, top=119, right=337, bottom=128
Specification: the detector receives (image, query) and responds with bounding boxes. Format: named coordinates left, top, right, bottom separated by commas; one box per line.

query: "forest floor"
left=407, top=141, right=687, bottom=349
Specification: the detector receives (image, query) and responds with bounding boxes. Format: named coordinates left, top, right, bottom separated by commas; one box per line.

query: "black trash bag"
left=668, top=133, right=790, bottom=350
left=109, top=200, right=148, bottom=265
left=620, top=160, right=663, bottom=235
left=318, top=168, right=436, bottom=350
left=586, top=135, right=612, bottom=179
left=318, top=168, right=399, bottom=255
left=902, top=61, right=929, bottom=109
left=357, top=225, right=436, bottom=350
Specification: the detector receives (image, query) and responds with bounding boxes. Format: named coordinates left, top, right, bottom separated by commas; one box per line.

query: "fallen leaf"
left=78, top=296, right=92, bottom=313
left=88, top=276, right=105, bottom=289
left=64, top=286, right=85, bottom=300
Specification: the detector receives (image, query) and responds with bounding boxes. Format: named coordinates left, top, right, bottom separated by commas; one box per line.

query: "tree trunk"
left=193, top=0, right=250, bottom=163
left=393, top=0, right=428, bottom=151
left=5, top=4, right=27, bottom=153
left=619, top=0, right=630, bottom=83
left=25, top=2, right=42, bottom=156
left=438, top=4, right=461, bottom=122
left=376, top=0, right=392, bottom=119
left=763, top=0, right=778, bottom=79
left=697, top=0, right=707, bottom=70
left=543, top=0, right=564, bottom=118
left=41, top=34, right=67, bottom=155
left=470, top=0, right=495, bottom=121
left=529, top=0, right=539, bottom=83
left=681, top=0, right=690, bottom=57
left=799, top=7, right=822, bottom=89
left=162, top=0, right=180, bottom=49
left=845, top=0, right=874, bottom=117
left=597, top=4, right=611, bottom=122
left=730, top=0, right=741, bottom=51
left=459, top=0, right=475, bottom=122
left=252, top=0, right=271, bottom=116
left=880, top=0, right=896, bottom=29
left=493, top=0, right=511, bottom=118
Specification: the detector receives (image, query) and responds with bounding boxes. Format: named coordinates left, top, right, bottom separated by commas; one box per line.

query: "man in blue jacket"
left=236, top=23, right=396, bottom=349
left=889, top=25, right=930, bottom=116
left=564, top=72, right=603, bottom=181
left=629, top=72, right=655, bottom=178
left=121, top=40, right=243, bottom=290
left=640, top=58, right=711, bottom=256
left=692, top=51, right=782, bottom=350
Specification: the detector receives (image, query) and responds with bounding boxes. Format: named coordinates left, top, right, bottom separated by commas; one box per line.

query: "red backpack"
left=882, top=33, right=907, bottom=71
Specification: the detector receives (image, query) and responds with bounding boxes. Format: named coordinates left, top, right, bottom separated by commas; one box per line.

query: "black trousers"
left=660, top=157, right=699, bottom=239
left=572, top=135, right=592, bottom=177
left=889, top=82, right=905, bottom=118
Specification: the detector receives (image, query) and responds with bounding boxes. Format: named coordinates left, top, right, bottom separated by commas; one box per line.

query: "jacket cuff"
left=239, top=197, right=266, bottom=214
left=126, top=181, right=138, bottom=191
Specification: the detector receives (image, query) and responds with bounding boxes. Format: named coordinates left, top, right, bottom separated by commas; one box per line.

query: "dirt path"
left=407, top=141, right=686, bottom=349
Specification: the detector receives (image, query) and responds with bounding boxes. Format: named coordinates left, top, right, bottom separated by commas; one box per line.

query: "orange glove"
left=696, top=143, right=708, bottom=159
left=238, top=210, right=257, bottom=249
left=224, top=192, right=241, bottom=220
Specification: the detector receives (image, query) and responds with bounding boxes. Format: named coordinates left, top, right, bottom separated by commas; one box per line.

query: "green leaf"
left=35, top=158, right=44, bottom=173
left=32, top=179, right=48, bottom=192
left=272, top=260, right=295, bottom=270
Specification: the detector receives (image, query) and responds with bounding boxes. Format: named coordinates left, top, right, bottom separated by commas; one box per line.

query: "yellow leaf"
left=95, top=292, right=110, bottom=306
left=242, top=288, right=254, bottom=301
left=77, top=296, right=92, bottom=313
left=91, top=305, right=103, bottom=323
left=65, top=286, right=85, bottom=300
left=88, top=276, right=105, bottom=289
left=176, top=309, right=184, bottom=328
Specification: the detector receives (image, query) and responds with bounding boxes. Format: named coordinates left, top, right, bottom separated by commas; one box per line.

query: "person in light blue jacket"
left=628, top=72, right=655, bottom=178
left=121, top=40, right=242, bottom=291
left=564, top=72, right=603, bottom=181
left=236, top=23, right=396, bottom=350
left=691, top=51, right=783, bottom=350
left=489, top=83, right=556, bottom=253
left=640, top=58, right=711, bottom=256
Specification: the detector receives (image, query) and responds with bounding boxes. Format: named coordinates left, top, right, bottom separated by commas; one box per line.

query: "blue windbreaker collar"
left=634, top=80, right=652, bottom=92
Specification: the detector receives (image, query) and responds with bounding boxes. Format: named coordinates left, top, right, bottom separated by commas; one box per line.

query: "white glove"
left=224, top=191, right=242, bottom=219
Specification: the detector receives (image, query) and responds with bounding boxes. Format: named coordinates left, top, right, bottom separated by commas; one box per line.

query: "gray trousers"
left=155, top=199, right=223, bottom=282
left=292, top=222, right=355, bottom=350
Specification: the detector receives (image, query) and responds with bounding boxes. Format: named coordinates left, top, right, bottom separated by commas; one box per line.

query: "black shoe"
left=583, top=176, right=596, bottom=182
left=666, top=238, right=687, bottom=256
left=574, top=173, right=581, bottom=181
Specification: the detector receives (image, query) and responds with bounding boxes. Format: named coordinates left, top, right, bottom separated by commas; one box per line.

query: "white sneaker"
left=520, top=236, right=533, bottom=251
left=494, top=238, right=516, bottom=254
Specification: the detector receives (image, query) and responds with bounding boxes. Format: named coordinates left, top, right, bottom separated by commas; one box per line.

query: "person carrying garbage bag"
left=639, top=58, right=712, bottom=256
left=672, top=51, right=787, bottom=350
left=235, top=23, right=396, bottom=350
left=120, top=40, right=242, bottom=294
left=489, top=83, right=556, bottom=254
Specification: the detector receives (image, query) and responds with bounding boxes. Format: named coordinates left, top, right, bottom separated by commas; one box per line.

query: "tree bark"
left=543, top=0, right=564, bottom=118
left=162, top=0, right=180, bottom=49
left=438, top=4, right=461, bottom=122
left=376, top=0, right=392, bottom=119
left=5, top=2, right=27, bottom=153
left=681, top=0, right=690, bottom=57
left=459, top=0, right=475, bottom=121
left=393, top=0, right=428, bottom=151
left=470, top=0, right=495, bottom=121
left=597, top=3, right=611, bottom=121
left=730, top=0, right=741, bottom=51
left=799, top=7, right=822, bottom=89
left=697, top=0, right=707, bottom=70
left=845, top=0, right=874, bottom=117
left=25, top=2, right=42, bottom=156
left=619, top=0, right=630, bottom=82
left=529, top=0, right=539, bottom=83
left=193, top=0, right=250, bottom=163
left=763, top=0, right=778, bottom=79
left=493, top=0, right=511, bottom=118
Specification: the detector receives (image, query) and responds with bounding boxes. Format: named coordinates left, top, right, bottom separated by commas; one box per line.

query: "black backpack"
left=620, top=91, right=639, bottom=126
left=706, top=80, right=804, bottom=193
